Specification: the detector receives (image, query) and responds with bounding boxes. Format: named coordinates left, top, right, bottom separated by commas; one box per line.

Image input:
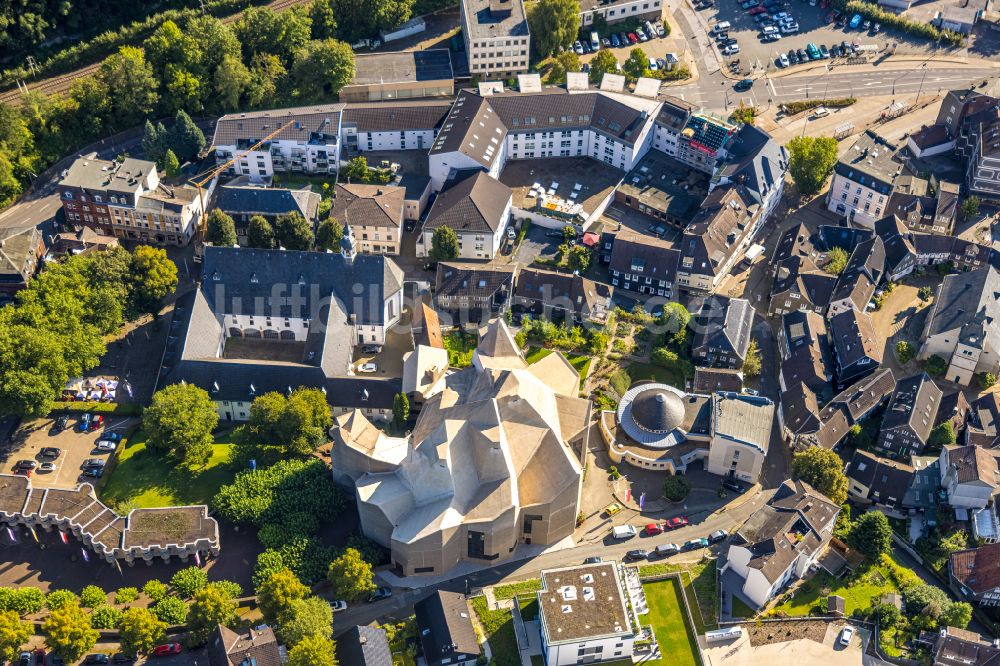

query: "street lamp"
left=914, top=63, right=929, bottom=106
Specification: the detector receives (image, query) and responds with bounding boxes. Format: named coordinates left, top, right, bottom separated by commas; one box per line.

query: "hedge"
left=782, top=98, right=857, bottom=114
left=835, top=0, right=964, bottom=46
left=50, top=401, right=142, bottom=416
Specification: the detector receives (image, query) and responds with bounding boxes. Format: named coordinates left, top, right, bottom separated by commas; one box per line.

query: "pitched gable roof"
left=424, top=171, right=512, bottom=234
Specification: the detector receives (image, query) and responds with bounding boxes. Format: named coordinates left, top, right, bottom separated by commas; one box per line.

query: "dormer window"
left=211, top=271, right=220, bottom=281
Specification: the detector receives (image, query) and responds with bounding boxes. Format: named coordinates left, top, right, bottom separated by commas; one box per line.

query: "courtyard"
left=500, top=157, right=625, bottom=222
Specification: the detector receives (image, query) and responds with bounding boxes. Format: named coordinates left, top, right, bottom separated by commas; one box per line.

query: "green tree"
left=90, top=605, right=123, bottom=630
left=162, top=149, right=180, bottom=178
left=236, top=6, right=313, bottom=65
left=119, top=607, right=167, bottom=655
left=941, top=601, right=973, bottom=629
left=45, top=590, right=79, bottom=611
left=167, top=110, right=206, bottom=162
left=429, top=226, right=460, bottom=262
left=548, top=50, right=581, bottom=83
left=240, top=388, right=332, bottom=457
left=528, top=0, right=581, bottom=57
left=275, top=212, right=315, bottom=251
left=97, top=46, right=159, bottom=129
left=143, top=19, right=200, bottom=81
left=659, top=302, right=691, bottom=346
left=567, top=245, right=591, bottom=273
left=186, top=584, right=239, bottom=645
left=903, top=583, right=949, bottom=615
left=0, top=610, right=31, bottom=663
left=978, top=372, right=997, bottom=390
left=41, top=601, right=98, bottom=663
left=742, top=339, right=762, bottom=378
left=393, top=393, right=409, bottom=430
left=824, top=246, right=848, bottom=275
left=786, top=136, right=839, bottom=196
left=332, top=0, right=414, bottom=43
left=143, top=384, right=218, bottom=467
left=342, top=156, right=370, bottom=181
left=929, top=421, right=957, bottom=450
left=589, top=49, right=619, bottom=84
left=316, top=218, right=343, bottom=251
left=918, top=286, right=934, bottom=302
left=287, top=633, right=338, bottom=666
left=729, top=102, right=756, bottom=126
left=170, top=566, right=209, bottom=599
left=0, top=588, right=43, bottom=616
left=150, top=597, right=187, bottom=625
left=257, top=569, right=310, bottom=623
left=662, top=476, right=691, bottom=501
left=871, top=603, right=901, bottom=629
left=310, top=0, right=338, bottom=39
left=129, top=245, right=178, bottom=316
left=214, top=54, right=252, bottom=111
left=848, top=511, right=892, bottom=558
left=792, top=447, right=848, bottom=504
left=79, top=586, right=105, bottom=609
left=278, top=597, right=334, bottom=646
left=248, top=215, right=276, bottom=249
left=207, top=210, right=239, bottom=247
left=142, top=120, right=166, bottom=166
left=115, top=587, right=139, bottom=605
left=141, top=580, right=168, bottom=603
left=327, top=548, right=376, bottom=602
left=895, top=341, right=914, bottom=364
left=622, top=48, right=650, bottom=81
left=961, top=196, right=981, bottom=220
left=247, top=54, right=288, bottom=108
left=292, top=39, right=356, bottom=100
left=924, top=354, right=948, bottom=377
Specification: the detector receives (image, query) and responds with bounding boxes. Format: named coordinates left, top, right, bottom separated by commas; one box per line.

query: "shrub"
left=895, top=341, right=914, bottom=364
left=609, top=465, right=621, bottom=480
left=918, top=286, right=934, bottom=301
left=212, top=458, right=344, bottom=527
left=141, top=580, right=168, bottom=602
left=923, top=354, right=948, bottom=377
left=662, top=476, right=692, bottom=502
left=150, top=597, right=188, bottom=625
left=91, top=605, right=124, bottom=629
left=114, top=587, right=139, bottom=605
left=45, top=590, right=80, bottom=611
left=0, top=588, right=44, bottom=616
left=978, top=372, right=997, bottom=390
left=782, top=98, right=857, bottom=114
left=80, top=586, right=106, bottom=609
left=170, top=567, right=209, bottom=598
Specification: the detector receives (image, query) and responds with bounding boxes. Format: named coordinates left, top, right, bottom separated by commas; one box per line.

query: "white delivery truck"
left=612, top=524, right=637, bottom=540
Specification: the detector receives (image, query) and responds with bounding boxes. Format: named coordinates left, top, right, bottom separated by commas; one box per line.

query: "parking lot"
left=2, top=416, right=133, bottom=490
left=699, top=0, right=957, bottom=75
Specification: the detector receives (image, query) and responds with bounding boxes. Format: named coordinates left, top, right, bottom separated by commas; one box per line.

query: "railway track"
left=0, top=0, right=310, bottom=104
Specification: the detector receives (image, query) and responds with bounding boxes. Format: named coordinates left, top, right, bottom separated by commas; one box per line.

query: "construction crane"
left=188, top=118, right=297, bottom=237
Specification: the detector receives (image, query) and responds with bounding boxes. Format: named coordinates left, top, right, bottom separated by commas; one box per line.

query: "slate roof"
left=655, top=95, right=696, bottom=131
left=681, top=186, right=756, bottom=279
left=820, top=367, right=896, bottom=423
left=781, top=382, right=821, bottom=436
left=337, top=625, right=393, bottom=666
left=934, top=625, right=1000, bottom=666
left=692, top=367, right=743, bottom=393
left=829, top=236, right=884, bottom=309
left=429, top=90, right=508, bottom=166
left=924, top=266, right=1000, bottom=347
left=691, top=296, right=754, bottom=360
left=846, top=449, right=915, bottom=504
left=424, top=171, right=511, bottom=234
left=414, top=591, right=481, bottom=663
left=951, top=543, right=1000, bottom=595
left=909, top=123, right=951, bottom=149
left=715, top=124, right=788, bottom=208
left=213, top=104, right=343, bottom=146
left=968, top=392, right=1000, bottom=448
left=514, top=267, right=613, bottom=317
left=0, top=225, right=41, bottom=283
left=436, top=262, right=514, bottom=300
left=341, top=100, right=452, bottom=133
left=350, top=49, right=454, bottom=85
left=216, top=185, right=320, bottom=222
left=829, top=308, right=882, bottom=371
left=944, top=445, right=1000, bottom=486
left=881, top=373, right=943, bottom=444
left=332, top=183, right=405, bottom=229
left=608, top=230, right=680, bottom=282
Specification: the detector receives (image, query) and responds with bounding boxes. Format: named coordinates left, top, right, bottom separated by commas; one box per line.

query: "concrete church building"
left=331, top=319, right=590, bottom=576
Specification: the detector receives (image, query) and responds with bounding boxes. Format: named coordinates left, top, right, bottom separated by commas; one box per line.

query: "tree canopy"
left=787, top=136, right=839, bottom=196
left=528, top=0, right=581, bottom=58
left=848, top=511, right=892, bottom=558
left=207, top=210, right=238, bottom=247
left=118, top=607, right=168, bottom=656
left=257, top=569, right=310, bottom=622
left=143, top=384, right=219, bottom=469
left=824, top=247, right=848, bottom=275
left=41, top=601, right=99, bottom=663
left=287, top=633, right=338, bottom=666
left=186, top=584, right=239, bottom=645
left=429, top=227, right=460, bottom=262
left=0, top=610, right=31, bottom=663
left=275, top=212, right=315, bottom=251
left=278, top=597, right=334, bottom=646
left=791, top=447, right=848, bottom=504
left=236, top=387, right=332, bottom=458
left=327, top=548, right=376, bottom=602
left=248, top=215, right=276, bottom=249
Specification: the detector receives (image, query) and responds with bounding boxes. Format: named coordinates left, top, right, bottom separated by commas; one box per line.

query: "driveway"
left=513, top=224, right=563, bottom=266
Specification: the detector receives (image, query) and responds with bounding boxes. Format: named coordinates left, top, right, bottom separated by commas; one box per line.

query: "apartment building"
left=677, top=186, right=761, bottom=293
left=826, top=131, right=902, bottom=228
left=418, top=170, right=512, bottom=259
left=651, top=96, right=695, bottom=156
left=674, top=113, right=738, bottom=175
left=340, top=100, right=451, bottom=155
left=579, top=0, right=663, bottom=26
left=460, top=0, right=531, bottom=79
left=58, top=155, right=203, bottom=246
left=212, top=105, right=342, bottom=179
left=331, top=183, right=404, bottom=255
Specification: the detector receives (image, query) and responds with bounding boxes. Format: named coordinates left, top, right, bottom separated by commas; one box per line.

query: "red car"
left=627, top=32, right=639, bottom=43
left=748, top=5, right=766, bottom=13
left=643, top=523, right=663, bottom=536
left=666, top=516, right=689, bottom=529
left=150, top=644, right=182, bottom=658
left=89, top=415, right=104, bottom=431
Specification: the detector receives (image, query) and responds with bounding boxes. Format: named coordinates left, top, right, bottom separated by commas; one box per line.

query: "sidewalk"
left=768, top=52, right=1000, bottom=80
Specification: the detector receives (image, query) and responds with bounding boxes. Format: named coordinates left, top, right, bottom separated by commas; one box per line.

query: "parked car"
left=714, top=31, right=729, bottom=41
left=84, top=657, right=110, bottom=665
left=77, top=413, right=92, bottom=432
left=849, top=13, right=862, bottom=28
left=654, top=543, right=680, bottom=557
left=820, top=43, right=830, bottom=57
left=656, top=57, right=667, bottom=69
left=872, top=22, right=880, bottom=33
left=361, top=344, right=381, bottom=354
left=39, top=462, right=56, bottom=473
left=111, top=654, right=136, bottom=664
left=15, top=460, right=37, bottom=471
left=778, top=52, right=790, bottom=67
left=82, top=459, right=106, bottom=469
left=82, top=468, right=103, bottom=478
left=665, top=516, right=689, bottom=529
left=655, top=22, right=666, bottom=36
left=722, top=44, right=740, bottom=55
left=840, top=625, right=854, bottom=645
left=149, top=644, right=182, bottom=658
left=788, top=49, right=799, bottom=63
left=762, top=28, right=781, bottom=40
left=709, top=529, right=729, bottom=543
left=356, top=362, right=378, bottom=373
left=610, top=33, right=621, bottom=46
left=53, top=415, right=69, bottom=432
left=722, top=479, right=745, bottom=493
left=573, top=40, right=584, bottom=54
left=740, top=0, right=760, bottom=8
left=48, top=656, right=66, bottom=666
left=862, top=19, right=871, bottom=30
left=643, top=523, right=663, bottom=536
left=88, top=415, right=104, bottom=431
left=627, top=32, right=639, bottom=44
left=721, top=38, right=737, bottom=46
left=602, top=37, right=611, bottom=47
left=735, top=78, right=753, bottom=91
left=749, top=5, right=767, bottom=13
left=40, top=447, right=61, bottom=458
left=797, top=48, right=807, bottom=61
left=367, top=587, right=393, bottom=602
left=95, top=441, right=117, bottom=452
left=331, top=600, right=348, bottom=612
left=618, top=32, right=629, bottom=45
left=18, top=652, right=31, bottom=666
left=625, top=549, right=648, bottom=561
left=583, top=556, right=603, bottom=564
left=842, top=39, right=853, bottom=53
left=684, top=538, right=710, bottom=550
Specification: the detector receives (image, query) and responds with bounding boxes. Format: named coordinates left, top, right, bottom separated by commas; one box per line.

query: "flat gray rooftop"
left=352, top=50, right=454, bottom=85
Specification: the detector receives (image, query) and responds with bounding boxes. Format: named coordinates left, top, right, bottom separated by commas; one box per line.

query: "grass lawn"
left=731, top=596, right=757, bottom=618
left=471, top=596, right=520, bottom=666
left=642, top=578, right=700, bottom=666
left=770, top=555, right=911, bottom=617
left=628, top=361, right=685, bottom=390
left=639, top=559, right=717, bottom=632
left=99, top=429, right=238, bottom=509
left=524, top=346, right=593, bottom=382
left=444, top=330, right=477, bottom=368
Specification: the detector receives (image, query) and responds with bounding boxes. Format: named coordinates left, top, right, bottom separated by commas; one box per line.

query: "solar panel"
left=517, top=73, right=542, bottom=93
left=566, top=72, right=589, bottom=91
left=634, top=77, right=661, bottom=99
left=478, top=81, right=504, bottom=96
left=599, top=73, right=625, bottom=92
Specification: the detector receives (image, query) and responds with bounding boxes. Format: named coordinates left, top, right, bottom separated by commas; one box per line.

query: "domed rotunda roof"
left=630, top=389, right=686, bottom=434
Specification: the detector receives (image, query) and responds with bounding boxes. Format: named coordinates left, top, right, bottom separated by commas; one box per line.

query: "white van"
left=713, top=21, right=731, bottom=33
left=612, top=525, right=637, bottom=540
left=590, top=31, right=600, bottom=50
